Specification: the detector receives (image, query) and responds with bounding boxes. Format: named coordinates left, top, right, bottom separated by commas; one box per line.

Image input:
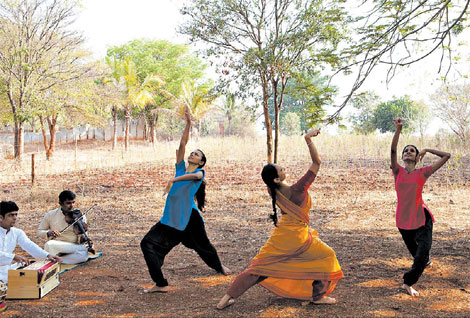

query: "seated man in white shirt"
left=37, top=191, right=92, bottom=265
left=0, top=201, right=62, bottom=312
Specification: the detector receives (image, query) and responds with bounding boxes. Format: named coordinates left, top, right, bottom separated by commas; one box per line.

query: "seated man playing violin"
left=1, top=201, right=62, bottom=312
left=37, top=191, right=94, bottom=265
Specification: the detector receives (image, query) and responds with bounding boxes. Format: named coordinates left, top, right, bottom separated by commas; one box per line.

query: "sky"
left=75, top=0, right=469, bottom=135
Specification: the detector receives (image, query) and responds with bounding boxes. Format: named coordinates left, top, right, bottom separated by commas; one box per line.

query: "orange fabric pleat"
left=245, top=191, right=343, bottom=300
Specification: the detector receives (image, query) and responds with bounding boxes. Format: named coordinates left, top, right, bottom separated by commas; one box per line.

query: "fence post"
left=74, top=136, right=78, bottom=169
left=31, top=153, right=35, bottom=186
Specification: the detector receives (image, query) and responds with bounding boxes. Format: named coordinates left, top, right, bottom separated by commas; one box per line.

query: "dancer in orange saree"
left=217, top=129, right=343, bottom=309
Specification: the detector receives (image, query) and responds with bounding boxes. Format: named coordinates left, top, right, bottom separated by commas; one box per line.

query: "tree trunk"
left=274, top=106, right=280, bottom=163
left=46, top=116, right=57, bottom=160
left=39, top=115, right=58, bottom=160
left=39, top=116, right=50, bottom=159
left=150, top=113, right=158, bottom=144
left=112, top=106, right=117, bottom=150
left=272, top=79, right=279, bottom=164
left=143, top=116, right=148, bottom=141
left=228, top=116, right=232, bottom=135
left=272, top=77, right=286, bottom=164
left=261, top=77, right=273, bottom=163
left=124, top=108, right=130, bottom=151
left=14, top=119, right=24, bottom=160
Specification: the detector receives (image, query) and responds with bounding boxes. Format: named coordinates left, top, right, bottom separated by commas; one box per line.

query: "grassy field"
left=1, top=135, right=469, bottom=317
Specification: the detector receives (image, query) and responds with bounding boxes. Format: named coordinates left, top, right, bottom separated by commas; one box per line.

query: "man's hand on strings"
left=47, top=230, right=61, bottom=238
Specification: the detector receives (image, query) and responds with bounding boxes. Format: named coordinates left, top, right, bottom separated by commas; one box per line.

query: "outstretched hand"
left=394, top=118, right=403, bottom=128
left=305, top=129, right=321, bottom=139
left=184, top=105, right=192, bottom=123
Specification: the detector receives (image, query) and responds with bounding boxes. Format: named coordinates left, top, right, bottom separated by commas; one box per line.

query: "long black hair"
left=194, top=149, right=206, bottom=211
left=402, top=145, right=420, bottom=163
left=261, top=164, right=280, bottom=226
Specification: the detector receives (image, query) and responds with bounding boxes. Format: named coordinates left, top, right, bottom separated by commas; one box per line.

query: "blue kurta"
left=160, top=160, right=205, bottom=231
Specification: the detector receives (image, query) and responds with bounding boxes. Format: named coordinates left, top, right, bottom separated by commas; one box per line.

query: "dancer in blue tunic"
left=141, top=107, right=229, bottom=293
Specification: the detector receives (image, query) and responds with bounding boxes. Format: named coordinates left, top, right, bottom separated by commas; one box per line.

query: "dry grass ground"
left=1, top=136, right=469, bottom=317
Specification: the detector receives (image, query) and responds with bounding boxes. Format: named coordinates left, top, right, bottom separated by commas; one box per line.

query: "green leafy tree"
left=372, top=96, right=418, bottom=133
left=217, top=92, right=242, bottom=135
left=180, top=0, right=348, bottom=163
left=176, top=80, right=217, bottom=138
left=349, top=91, right=381, bottom=135
left=106, top=40, right=206, bottom=142
left=35, top=76, right=108, bottom=160
left=105, top=57, right=163, bottom=150
left=281, top=112, right=301, bottom=136
left=269, top=73, right=336, bottom=133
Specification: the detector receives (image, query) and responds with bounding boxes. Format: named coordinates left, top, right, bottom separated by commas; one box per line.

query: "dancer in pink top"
left=390, top=118, right=451, bottom=297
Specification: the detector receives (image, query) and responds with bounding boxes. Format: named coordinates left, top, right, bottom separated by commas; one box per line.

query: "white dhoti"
left=44, top=240, right=88, bottom=265
left=0, top=280, right=7, bottom=301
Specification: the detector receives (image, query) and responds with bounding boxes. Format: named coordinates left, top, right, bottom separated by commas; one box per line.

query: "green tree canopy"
left=281, top=112, right=301, bottom=136
left=106, top=39, right=206, bottom=111
left=269, top=72, right=336, bottom=133
left=372, top=96, right=419, bottom=133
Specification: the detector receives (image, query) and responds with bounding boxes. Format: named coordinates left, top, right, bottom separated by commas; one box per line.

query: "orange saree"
left=244, top=190, right=343, bottom=300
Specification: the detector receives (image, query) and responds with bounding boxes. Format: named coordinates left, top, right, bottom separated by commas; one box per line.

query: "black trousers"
left=398, top=210, right=433, bottom=286
left=140, top=209, right=224, bottom=287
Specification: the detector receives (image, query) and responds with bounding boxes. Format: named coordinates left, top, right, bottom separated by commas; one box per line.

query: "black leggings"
left=398, top=209, right=433, bottom=286
left=140, top=209, right=224, bottom=287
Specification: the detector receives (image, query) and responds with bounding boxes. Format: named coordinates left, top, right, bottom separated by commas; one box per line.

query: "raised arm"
left=176, top=106, right=192, bottom=164
left=162, top=171, right=204, bottom=197
left=304, top=129, right=321, bottom=175
left=391, top=118, right=402, bottom=174
left=418, top=148, right=451, bottom=178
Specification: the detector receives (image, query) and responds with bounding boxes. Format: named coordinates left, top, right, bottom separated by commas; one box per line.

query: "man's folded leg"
left=44, top=240, right=88, bottom=264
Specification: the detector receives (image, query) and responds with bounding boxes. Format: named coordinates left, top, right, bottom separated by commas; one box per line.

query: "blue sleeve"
left=175, top=160, right=186, bottom=176
left=195, top=168, right=205, bottom=181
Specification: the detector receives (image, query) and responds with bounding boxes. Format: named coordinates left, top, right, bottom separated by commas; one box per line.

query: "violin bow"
left=59, top=204, right=97, bottom=234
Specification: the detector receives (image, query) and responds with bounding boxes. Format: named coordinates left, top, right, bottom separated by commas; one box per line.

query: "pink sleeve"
left=422, top=165, right=433, bottom=179
left=291, top=170, right=316, bottom=193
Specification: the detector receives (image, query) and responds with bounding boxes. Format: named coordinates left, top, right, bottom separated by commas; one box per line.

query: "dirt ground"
left=1, top=144, right=470, bottom=317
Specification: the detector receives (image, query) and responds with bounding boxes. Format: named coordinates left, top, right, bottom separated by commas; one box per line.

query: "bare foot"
left=220, top=264, right=231, bottom=276
left=217, top=294, right=235, bottom=310
left=301, top=301, right=311, bottom=306
left=312, top=296, right=336, bottom=305
left=143, top=285, right=171, bottom=293
left=403, top=284, right=419, bottom=297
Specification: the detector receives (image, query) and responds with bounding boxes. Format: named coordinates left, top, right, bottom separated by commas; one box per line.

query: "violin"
left=64, top=209, right=95, bottom=254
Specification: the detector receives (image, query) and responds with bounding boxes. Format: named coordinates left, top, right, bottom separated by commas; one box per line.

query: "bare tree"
left=432, top=83, right=470, bottom=145
left=0, top=0, right=90, bottom=159
left=328, top=0, right=470, bottom=121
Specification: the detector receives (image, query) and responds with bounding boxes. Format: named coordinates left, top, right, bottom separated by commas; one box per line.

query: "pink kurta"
left=393, top=165, right=434, bottom=230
